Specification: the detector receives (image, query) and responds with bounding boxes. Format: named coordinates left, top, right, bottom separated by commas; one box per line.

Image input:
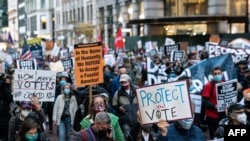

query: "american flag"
left=20, top=36, right=32, bottom=60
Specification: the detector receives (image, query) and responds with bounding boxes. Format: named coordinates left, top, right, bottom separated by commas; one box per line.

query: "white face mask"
left=178, top=118, right=194, bottom=129
left=21, top=110, right=31, bottom=117
left=237, top=113, right=247, bottom=124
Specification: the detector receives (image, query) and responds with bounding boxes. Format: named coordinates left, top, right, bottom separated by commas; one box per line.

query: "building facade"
left=8, top=0, right=18, bottom=44
left=0, top=0, right=8, bottom=29
left=54, top=0, right=97, bottom=46
left=25, top=0, right=54, bottom=40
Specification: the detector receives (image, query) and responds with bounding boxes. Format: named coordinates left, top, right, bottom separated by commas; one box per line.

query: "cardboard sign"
left=13, top=69, right=56, bottom=102
left=171, top=50, right=185, bottom=62
left=136, top=80, right=192, bottom=124
left=17, top=59, right=37, bottom=70
left=61, top=58, right=73, bottom=70
left=216, top=79, right=238, bottom=112
left=164, top=44, right=180, bottom=56
left=74, top=42, right=103, bottom=87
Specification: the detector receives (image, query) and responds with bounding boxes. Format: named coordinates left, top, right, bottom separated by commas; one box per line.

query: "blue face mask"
left=189, top=84, right=195, bottom=92
left=60, top=80, right=66, bottom=86
left=64, top=89, right=70, bottom=95
left=25, top=133, right=38, bottom=141
left=214, top=75, right=222, bottom=82
left=178, top=118, right=194, bottom=129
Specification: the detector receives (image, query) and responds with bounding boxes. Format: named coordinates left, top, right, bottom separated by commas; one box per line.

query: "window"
left=228, top=0, right=246, bottom=16
left=78, top=8, right=81, bottom=21
left=73, top=9, right=76, bottom=21
left=40, top=15, right=47, bottom=30
left=90, top=4, right=93, bottom=20
left=56, top=0, right=59, bottom=7
left=41, top=0, right=45, bottom=9
left=66, top=11, right=68, bottom=23
left=87, top=5, right=89, bottom=20
left=56, top=13, right=60, bottom=27
left=81, top=7, right=84, bottom=21
left=70, top=10, right=72, bottom=22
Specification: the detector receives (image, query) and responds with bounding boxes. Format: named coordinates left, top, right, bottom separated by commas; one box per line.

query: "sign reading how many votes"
left=136, top=80, right=192, bottom=124
left=13, top=69, right=56, bottom=102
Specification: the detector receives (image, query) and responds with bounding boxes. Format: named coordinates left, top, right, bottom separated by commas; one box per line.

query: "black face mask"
left=98, top=129, right=107, bottom=137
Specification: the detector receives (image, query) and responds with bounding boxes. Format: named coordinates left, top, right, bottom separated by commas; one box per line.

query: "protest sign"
left=145, top=41, right=153, bottom=52
left=17, top=59, right=37, bottom=70
left=74, top=42, right=103, bottom=87
left=148, top=49, right=158, bottom=58
left=61, top=58, right=74, bottom=70
left=170, top=50, right=185, bottom=62
left=208, top=44, right=250, bottom=63
left=104, top=54, right=115, bottom=67
left=136, top=80, right=192, bottom=124
left=164, top=44, right=180, bottom=56
left=49, top=60, right=64, bottom=72
left=51, top=44, right=60, bottom=57
left=179, top=54, right=236, bottom=94
left=147, top=57, right=168, bottom=85
left=216, top=79, right=238, bottom=112
left=13, top=69, right=56, bottom=101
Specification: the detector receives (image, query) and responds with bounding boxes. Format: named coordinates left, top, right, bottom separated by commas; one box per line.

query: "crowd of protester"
left=0, top=46, right=250, bottom=141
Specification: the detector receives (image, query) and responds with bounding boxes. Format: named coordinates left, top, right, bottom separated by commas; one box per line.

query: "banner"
left=164, top=44, right=180, bottom=56
left=147, top=57, right=168, bottom=85
left=13, top=69, right=56, bottom=102
left=216, top=79, right=238, bottom=112
left=17, top=59, right=37, bottom=70
left=74, top=42, right=103, bottom=87
left=136, top=80, right=192, bottom=124
left=61, top=58, right=73, bottom=70
left=208, top=44, right=250, bottom=63
left=179, top=54, right=236, bottom=94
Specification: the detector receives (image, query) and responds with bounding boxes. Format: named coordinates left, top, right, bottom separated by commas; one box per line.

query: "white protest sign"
left=136, top=80, right=192, bottom=124
left=165, top=37, right=175, bottom=46
left=137, top=40, right=142, bottom=48
left=216, top=79, right=238, bottom=112
left=104, top=54, right=115, bottom=67
left=49, top=60, right=64, bottom=72
left=13, top=69, right=56, bottom=102
left=51, top=44, right=60, bottom=57
left=145, top=41, right=153, bottom=52
left=190, top=94, right=202, bottom=113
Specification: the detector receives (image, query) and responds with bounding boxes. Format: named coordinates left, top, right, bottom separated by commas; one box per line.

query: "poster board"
left=164, top=44, right=180, bottom=56
left=61, top=58, right=74, bottom=70
left=136, top=80, right=192, bottom=124
left=13, top=69, right=56, bottom=102
left=216, top=79, right=238, bottom=112
left=74, top=42, right=104, bottom=87
left=170, top=50, right=185, bottom=62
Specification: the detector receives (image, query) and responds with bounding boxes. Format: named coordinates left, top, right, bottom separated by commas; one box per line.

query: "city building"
left=0, top=0, right=8, bottom=29
left=17, top=0, right=26, bottom=41
left=54, top=0, right=97, bottom=46
left=8, top=0, right=18, bottom=45
left=25, top=0, right=54, bottom=40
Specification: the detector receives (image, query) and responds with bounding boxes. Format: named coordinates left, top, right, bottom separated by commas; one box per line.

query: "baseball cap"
left=119, top=74, right=131, bottom=82
left=20, top=101, right=33, bottom=110
left=100, top=93, right=109, bottom=99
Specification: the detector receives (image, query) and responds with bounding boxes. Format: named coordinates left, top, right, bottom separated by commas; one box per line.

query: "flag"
left=8, top=32, right=14, bottom=44
left=114, top=26, right=124, bottom=50
left=20, top=36, right=32, bottom=60
left=97, top=33, right=102, bottom=42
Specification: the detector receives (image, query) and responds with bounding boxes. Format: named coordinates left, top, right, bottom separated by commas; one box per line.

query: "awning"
left=128, top=15, right=248, bottom=25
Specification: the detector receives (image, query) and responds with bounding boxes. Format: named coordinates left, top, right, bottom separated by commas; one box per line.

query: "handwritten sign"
left=13, top=69, right=56, bottom=102
left=17, top=59, right=37, bottom=70
left=216, top=79, right=238, bottom=112
left=74, top=42, right=103, bottom=87
left=136, top=80, right=192, bottom=124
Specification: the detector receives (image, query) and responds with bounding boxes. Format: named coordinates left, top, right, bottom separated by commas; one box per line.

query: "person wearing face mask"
left=16, top=118, right=48, bottom=141
left=76, top=112, right=115, bottom=141
left=156, top=99, right=205, bottom=141
left=136, top=110, right=158, bottom=141
left=80, top=96, right=124, bottom=141
left=201, top=66, right=227, bottom=140
left=53, top=83, right=78, bottom=141
left=112, top=74, right=139, bottom=141
left=110, top=66, right=127, bottom=97
left=214, top=103, right=249, bottom=138
left=8, top=97, right=45, bottom=141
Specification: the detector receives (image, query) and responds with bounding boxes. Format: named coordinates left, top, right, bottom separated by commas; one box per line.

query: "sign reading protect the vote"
left=136, top=80, right=192, bottom=124
left=13, top=69, right=56, bottom=102
left=74, top=42, right=103, bottom=87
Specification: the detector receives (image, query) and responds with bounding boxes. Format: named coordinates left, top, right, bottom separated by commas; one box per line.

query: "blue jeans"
left=58, top=117, right=71, bottom=141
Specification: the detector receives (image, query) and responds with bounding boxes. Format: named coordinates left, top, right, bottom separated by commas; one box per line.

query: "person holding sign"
left=156, top=100, right=205, bottom=141
left=214, top=103, right=249, bottom=138
left=201, top=66, right=227, bottom=140
left=53, top=83, right=78, bottom=141
left=112, top=74, right=139, bottom=141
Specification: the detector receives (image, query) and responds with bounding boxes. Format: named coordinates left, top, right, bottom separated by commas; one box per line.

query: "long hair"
left=88, top=95, right=108, bottom=120
left=16, top=118, right=40, bottom=141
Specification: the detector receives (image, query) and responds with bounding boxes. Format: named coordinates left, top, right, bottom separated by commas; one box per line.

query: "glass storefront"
left=164, top=24, right=207, bottom=35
